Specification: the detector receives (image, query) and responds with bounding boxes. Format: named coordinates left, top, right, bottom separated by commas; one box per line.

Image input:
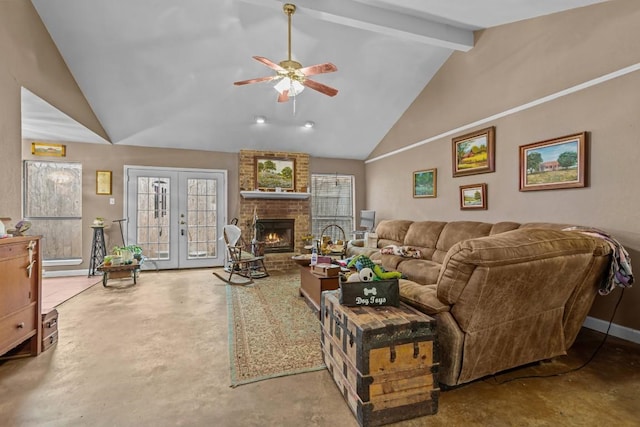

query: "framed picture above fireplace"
left=255, top=157, right=296, bottom=191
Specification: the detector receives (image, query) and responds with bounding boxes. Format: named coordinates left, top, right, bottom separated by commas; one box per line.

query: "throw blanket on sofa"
left=564, top=226, right=634, bottom=295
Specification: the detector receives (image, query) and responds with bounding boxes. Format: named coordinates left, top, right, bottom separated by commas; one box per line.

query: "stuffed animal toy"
left=347, top=254, right=402, bottom=281
left=358, top=267, right=375, bottom=282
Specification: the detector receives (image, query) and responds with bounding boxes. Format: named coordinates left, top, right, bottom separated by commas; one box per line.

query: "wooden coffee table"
left=299, top=266, right=339, bottom=314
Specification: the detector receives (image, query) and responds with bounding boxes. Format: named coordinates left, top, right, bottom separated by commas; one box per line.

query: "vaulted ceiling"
left=25, top=0, right=607, bottom=159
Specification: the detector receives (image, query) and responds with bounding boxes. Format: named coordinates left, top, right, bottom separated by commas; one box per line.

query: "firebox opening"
left=256, top=219, right=295, bottom=253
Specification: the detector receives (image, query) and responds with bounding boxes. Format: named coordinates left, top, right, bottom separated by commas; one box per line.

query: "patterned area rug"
left=226, top=272, right=325, bottom=387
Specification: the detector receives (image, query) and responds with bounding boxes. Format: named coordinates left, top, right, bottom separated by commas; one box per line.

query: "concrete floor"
left=1, top=268, right=639, bottom=427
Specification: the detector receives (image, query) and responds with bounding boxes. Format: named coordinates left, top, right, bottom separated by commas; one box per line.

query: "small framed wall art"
left=460, top=183, right=487, bottom=210
left=519, top=132, right=587, bottom=191
left=96, top=170, right=112, bottom=195
left=413, top=168, right=437, bottom=198
left=452, top=126, right=495, bottom=177
left=31, top=142, right=66, bottom=157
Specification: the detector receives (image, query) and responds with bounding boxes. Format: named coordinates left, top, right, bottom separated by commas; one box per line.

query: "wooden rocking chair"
left=213, top=224, right=269, bottom=284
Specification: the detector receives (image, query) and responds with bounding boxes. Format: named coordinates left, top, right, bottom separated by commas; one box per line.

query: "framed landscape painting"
left=519, top=132, right=587, bottom=191
left=460, top=183, right=487, bottom=210
left=452, top=126, right=495, bottom=177
left=255, top=157, right=295, bottom=191
left=413, top=168, right=437, bottom=198
left=31, top=142, right=66, bottom=157
left=96, top=170, right=112, bottom=195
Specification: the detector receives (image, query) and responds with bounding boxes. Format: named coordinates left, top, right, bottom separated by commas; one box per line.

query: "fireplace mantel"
left=240, top=191, right=310, bottom=200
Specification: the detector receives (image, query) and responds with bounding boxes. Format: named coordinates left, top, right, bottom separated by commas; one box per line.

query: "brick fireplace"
left=238, top=150, right=310, bottom=270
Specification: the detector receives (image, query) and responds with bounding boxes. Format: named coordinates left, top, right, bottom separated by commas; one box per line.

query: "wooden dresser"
left=0, top=236, right=42, bottom=358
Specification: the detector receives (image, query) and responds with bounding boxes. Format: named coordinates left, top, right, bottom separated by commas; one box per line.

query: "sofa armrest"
left=348, top=239, right=365, bottom=248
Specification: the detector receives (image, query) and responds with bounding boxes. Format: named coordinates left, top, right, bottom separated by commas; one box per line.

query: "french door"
left=125, top=166, right=227, bottom=269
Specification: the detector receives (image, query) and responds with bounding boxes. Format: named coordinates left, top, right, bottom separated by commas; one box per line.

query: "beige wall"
left=21, top=141, right=239, bottom=270
left=21, top=140, right=365, bottom=272
left=0, top=0, right=107, bottom=222
left=367, top=0, right=640, bottom=330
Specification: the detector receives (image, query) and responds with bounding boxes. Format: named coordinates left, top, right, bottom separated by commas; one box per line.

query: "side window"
left=310, top=174, right=355, bottom=241
left=24, top=160, right=82, bottom=262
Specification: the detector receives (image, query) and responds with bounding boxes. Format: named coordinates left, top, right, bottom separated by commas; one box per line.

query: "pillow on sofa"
left=381, top=245, right=422, bottom=259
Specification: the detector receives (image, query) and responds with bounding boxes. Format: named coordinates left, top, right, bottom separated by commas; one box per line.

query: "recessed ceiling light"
left=255, top=116, right=266, bottom=124
left=304, top=121, right=315, bottom=128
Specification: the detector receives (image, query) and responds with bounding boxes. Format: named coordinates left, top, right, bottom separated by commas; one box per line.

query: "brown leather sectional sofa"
left=347, top=219, right=611, bottom=386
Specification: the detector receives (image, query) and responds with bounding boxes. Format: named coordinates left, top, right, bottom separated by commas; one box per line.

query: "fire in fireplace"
left=256, top=219, right=295, bottom=253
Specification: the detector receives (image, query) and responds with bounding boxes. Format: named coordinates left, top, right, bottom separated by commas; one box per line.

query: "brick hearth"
left=238, top=150, right=310, bottom=270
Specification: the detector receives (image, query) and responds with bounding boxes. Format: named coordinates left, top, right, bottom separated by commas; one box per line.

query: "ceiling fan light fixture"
left=233, top=3, right=338, bottom=102
left=274, top=77, right=305, bottom=96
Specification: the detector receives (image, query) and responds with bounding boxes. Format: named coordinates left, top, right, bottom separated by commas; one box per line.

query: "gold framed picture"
left=460, top=183, right=487, bottom=210
left=452, top=126, right=495, bottom=177
left=413, top=168, right=437, bottom=198
left=519, top=132, right=587, bottom=191
left=31, top=142, right=66, bottom=157
left=96, top=170, right=112, bottom=195
left=255, top=157, right=295, bottom=191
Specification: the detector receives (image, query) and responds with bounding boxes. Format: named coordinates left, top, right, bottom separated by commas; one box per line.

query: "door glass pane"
left=186, top=178, right=217, bottom=259
left=136, top=176, right=171, bottom=260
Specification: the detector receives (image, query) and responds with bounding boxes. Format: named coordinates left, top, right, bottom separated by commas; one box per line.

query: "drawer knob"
left=17, top=322, right=25, bottom=329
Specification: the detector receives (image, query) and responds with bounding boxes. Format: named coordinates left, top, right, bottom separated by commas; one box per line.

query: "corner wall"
left=365, top=0, right=640, bottom=332
left=0, top=0, right=107, bottom=221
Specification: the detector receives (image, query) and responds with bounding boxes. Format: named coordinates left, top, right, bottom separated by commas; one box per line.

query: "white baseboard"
left=43, top=269, right=89, bottom=278
left=583, top=316, right=640, bottom=344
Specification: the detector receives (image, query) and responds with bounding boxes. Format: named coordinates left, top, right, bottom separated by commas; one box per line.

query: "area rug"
left=226, top=272, right=326, bottom=387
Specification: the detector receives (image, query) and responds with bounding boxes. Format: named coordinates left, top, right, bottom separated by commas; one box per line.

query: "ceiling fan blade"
left=299, top=62, right=338, bottom=77
left=302, top=79, right=339, bottom=97
left=277, top=90, right=289, bottom=103
left=234, top=75, right=280, bottom=86
left=253, top=56, right=286, bottom=72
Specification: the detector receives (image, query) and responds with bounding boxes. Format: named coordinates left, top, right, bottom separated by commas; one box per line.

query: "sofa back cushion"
left=432, top=221, right=494, bottom=264
left=402, top=221, right=447, bottom=260
left=374, top=219, right=413, bottom=248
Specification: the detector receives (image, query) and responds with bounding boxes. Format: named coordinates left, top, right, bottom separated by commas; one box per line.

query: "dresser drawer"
left=0, top=304, right=37, bottom=353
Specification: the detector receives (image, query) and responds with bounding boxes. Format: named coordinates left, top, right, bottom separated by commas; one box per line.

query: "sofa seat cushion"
left=399, top=280, right=449, bottom=314
left=396, top=258, right=442, bottom=285
left=380, top=254, right=406, bottom=271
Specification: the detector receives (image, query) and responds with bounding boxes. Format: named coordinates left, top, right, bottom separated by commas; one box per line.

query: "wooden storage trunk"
left=42, top=330, right=58, bottom=351
left=320, top=290, right=439, bottom=426
left=339, top=277, right=399, bottom=307
left=41, top=308, right=58, bottom=352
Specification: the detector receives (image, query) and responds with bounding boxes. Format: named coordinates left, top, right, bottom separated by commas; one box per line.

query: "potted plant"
left=112, top=245, right=143, bottom=264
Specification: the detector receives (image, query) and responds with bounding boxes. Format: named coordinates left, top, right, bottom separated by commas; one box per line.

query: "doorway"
left=125, top=166, right=227, bottom=269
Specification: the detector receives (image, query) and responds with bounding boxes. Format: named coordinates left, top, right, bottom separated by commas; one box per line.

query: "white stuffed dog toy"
left=358, top=267, right=375, bottom=282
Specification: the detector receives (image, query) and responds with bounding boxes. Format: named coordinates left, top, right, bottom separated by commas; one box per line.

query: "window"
left=24, top=161, right=82, bottom=263
left=311, top=174, right=354, bottom=242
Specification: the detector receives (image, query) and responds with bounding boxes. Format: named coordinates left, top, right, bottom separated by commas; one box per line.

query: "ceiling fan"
left=234, top=3, right=338, bottom=103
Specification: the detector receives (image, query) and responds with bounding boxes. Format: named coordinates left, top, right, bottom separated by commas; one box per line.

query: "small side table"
left=88, top=226, right=107, bottom=277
